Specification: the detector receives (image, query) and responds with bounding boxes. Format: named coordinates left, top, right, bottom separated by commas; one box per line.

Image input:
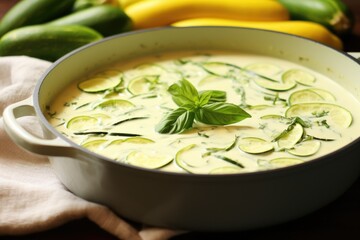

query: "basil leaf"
left=155, top=108, right=195, bottom=134
left=195, top=102, right=251, bottom=125
left=198, top=90, right=213, bottom=107
left=199, top=90, right=226, bottom=103
left=168, top=79, right=199, bottom=107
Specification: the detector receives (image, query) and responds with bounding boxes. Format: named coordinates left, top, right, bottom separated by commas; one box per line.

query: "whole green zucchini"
left=47, top=5, right=132, bottom=36
left=0, top=25, right=103, bottom=62
left=0, top=0, right=76, bottom=38
left=72, top=0, right=114, bottom=12
left=277, top=0, right=354, bottom=35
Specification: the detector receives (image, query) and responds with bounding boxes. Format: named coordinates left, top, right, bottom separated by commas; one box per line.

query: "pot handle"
left=2, top=97, right=75, bottom=157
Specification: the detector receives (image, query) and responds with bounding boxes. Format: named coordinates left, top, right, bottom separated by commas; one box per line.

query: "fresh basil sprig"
left=155, top=79, right=251, bottom=134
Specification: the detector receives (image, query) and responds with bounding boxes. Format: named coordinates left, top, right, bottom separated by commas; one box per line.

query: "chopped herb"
left=175, top=59, right=190, bottom=65
left=75, top=102, right=90, bottom=110
left=272, top=117, right=310, bottom=142
left=142, top=94, right=158, bottom=99
left=272, top=124, right=295, bottom=142
left=213, top=155, right=244, bottom=168
left=54, top=122, right=65, bottom=127
left=197, top=132, right=210, bottom=138
left=64, top=101, right=78, bottom=107
left=263, top=93, right=287, bottom=106
left=74, top=131, right=108, bottom=136
left=312, top=110, right=329, bottom=118
left=317, top=119, right=330, bottom=128
left=112, top=117, right=149, bottom=126
left=308, top=135, right=335, bottom=141
left=109, top=132, right=142, bottom=137
left=74, top=131, right=141, bottom=137
left=233, top=85, right=248, bottom=107
left=290, top=117, right=311, bottom=128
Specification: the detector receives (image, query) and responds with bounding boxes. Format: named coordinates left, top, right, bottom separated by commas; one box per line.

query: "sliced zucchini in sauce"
left=287, top=140, right=321, bottom=157
left=254, top=77, right=296, bottom=91
left=66, top=115, right=99, bottom=130
left=282, top=69, right=316, bottom=86
left=81, top=139, right=108, bottom=152
left=238, top=137, right=274, bottom=154
left=245, top=63, right=282, bottom=76
left=108, top=137, right=154, bottom=146
left=198, top=75, right=230, bottom=86
left=176, top=144, right=245, bottom=174
left=289, top=89, right=325, bottom=105
left=199, top=62, right=237, bottom=77
left=47, top=53, right=358, bottom=175
left=276, top=123, right=304, bottom=149
left=78, top=76, right=122, bottom=93
left=175, top=144, right=205, bottom=173
left=93, top=99, right=135, bottom=111
left=127, top=75, right=160, bottom=95
left=310, top=88, right=336, bottom=101
left=286, top=103, right=352, bottom=128
left=126, top=150, right=173, bottom=169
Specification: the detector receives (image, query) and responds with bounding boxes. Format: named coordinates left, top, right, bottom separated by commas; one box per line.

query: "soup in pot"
left=47, top=51, right=360, bottom=174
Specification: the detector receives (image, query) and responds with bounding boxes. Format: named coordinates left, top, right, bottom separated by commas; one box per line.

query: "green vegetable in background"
left=0, top=25, right=103, bottom=62
left=72, top=0, right=117, bottom=11
left=0, top=0, right=76, bottom=38
left=73, top=0, right=106, bottom=11
left=155, top=79, right=251, bottom=134
left=277, top=0, right=354, bottom=35
left=47, top=5, right=132, bottom=37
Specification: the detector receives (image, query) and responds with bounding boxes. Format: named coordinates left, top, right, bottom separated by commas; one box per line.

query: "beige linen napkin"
left=0, top=56, right=180, bottom=240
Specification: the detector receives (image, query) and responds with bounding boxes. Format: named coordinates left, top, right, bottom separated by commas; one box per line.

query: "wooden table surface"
left=1, top=1, right=360, bottom=239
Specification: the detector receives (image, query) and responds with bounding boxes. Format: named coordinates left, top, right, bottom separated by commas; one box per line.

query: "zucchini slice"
left=288, top=89, right=324, bottom=105
left=245, top=63, right=282, bottom=76
left=238, top=137, right=274, bottom=154
left=254, top=77, right=296, bottom=91
left=66, top=115, right=99, bottom=130
left=78, top=77, right=121, bottom=93
left=126, top=150, right=173, bottom=169
left=277, top=123, right=304, bottom=149
left=127, top=75, right=160, bottom=95
left=94, top=99, right=135, bottom=111
left=286, top=103, right=352, bottom=128
left=287, top=140, right=321, bottom=157
left=282, top=69, right=316, bottom=86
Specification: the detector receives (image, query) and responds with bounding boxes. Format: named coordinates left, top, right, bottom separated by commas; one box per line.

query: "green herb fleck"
left=312, top=110, right=329, bottom=118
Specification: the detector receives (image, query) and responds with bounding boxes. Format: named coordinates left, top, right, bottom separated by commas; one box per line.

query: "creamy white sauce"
left=47, top=51, right=360, bottom=174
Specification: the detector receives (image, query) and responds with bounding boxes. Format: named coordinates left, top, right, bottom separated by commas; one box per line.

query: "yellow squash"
left=117, top=0, right=144, bottom=8
left=125, top=0, right=290, bottom=29
left=172, top=18, right=343, bottom=50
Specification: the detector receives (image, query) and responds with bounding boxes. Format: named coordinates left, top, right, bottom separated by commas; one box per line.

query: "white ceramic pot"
left=3, top=27, right=360, bottom=231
